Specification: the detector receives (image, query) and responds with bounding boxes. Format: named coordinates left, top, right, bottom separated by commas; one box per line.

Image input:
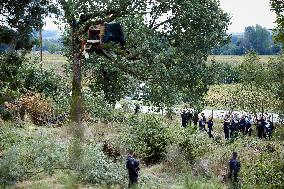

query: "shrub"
left=0, top=134, right=67, bottom=183
left=0, top=123, right=23, bottom=151
left=5, top=92, right=55, bottom=125
left=122, top=114, right=169, bottom=164
left=240, top=141, right=284, bottom=189
left=78, top=142, right=127, bottom=187
left=178, top=130, right=214, bottom=163
left=0, top=52, right=23, bottom=104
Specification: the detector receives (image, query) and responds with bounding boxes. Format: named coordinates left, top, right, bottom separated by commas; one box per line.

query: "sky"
left=44, top=0, right=277, bottom=33
left=219, top=0, right=276, bottom=33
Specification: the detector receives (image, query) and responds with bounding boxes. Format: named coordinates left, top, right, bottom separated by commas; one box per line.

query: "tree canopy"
left=270, top=0, right=284, bottom=44
left=0, top=0, right=57, bottom=50
left=56, top=0, right=230, bottom=116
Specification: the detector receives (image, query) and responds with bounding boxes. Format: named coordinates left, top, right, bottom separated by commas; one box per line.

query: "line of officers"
left=181, top=110, right=275, bottom=139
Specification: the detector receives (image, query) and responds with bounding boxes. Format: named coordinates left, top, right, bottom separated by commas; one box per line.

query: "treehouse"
left=82, top=22, right=126, bottom=59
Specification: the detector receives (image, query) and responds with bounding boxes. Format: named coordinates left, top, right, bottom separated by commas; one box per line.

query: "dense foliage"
left=213, top=25, right=281, bottom=55
left=270, top=0, right=284, bottom=44
left=122, top=114, right=169, bottom=164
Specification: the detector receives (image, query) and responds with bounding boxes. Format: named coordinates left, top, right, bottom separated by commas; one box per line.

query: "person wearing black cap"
left=126, top=150, right=140, bottom=188
left=229, top=152, right=241, bottom=183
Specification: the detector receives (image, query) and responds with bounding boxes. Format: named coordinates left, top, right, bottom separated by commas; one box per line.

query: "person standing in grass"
left=223, top=115, right=230, bottom=139
left=229, top=152, right=241, bottom=187
left=126, top=150, right=140, bottom=188
left=199, top=112, right=207, bottom=131
left=207, top=116, right=214, bottom=138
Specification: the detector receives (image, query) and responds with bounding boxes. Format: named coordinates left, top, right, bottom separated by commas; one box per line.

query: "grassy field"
left=31, top=54, right=278, bottom=72
left=27, top=53, right=68, bottom=76
left=207, top=55, right=277, bottom=65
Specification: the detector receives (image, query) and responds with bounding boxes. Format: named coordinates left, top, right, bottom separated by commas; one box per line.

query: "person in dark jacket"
left=239, top=115, right=246, bottom=135
left=224, top=115, right=230, bottom=140
left=181, top=110, right=188, bottom=128
left=103, top=23, right=126, bottom=48
left=264, top=116, right=274, bottom=139
left=193, top=111, right=199, bottom=127
left=256, top=116, right=265, bottom=139
left=126, top=150, right=140, bottom=188
left=199, top=113, right=207, bottom=131
left=229, top=152, right=241, bottom=183
left=207, top=116, right=214, bottom=138
left=230, top=115, right=239, bottom=139
left=134, top=104, right=140, bottom=114
left=244, top=115, right=252, bottom=136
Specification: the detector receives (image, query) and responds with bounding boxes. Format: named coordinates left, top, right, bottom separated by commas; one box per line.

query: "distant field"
left=207, top=55, right=277, bottom=65
left=28, top=53, right=67, bottom=76
left=42, top=53, right=67, bottom=71
left=29, top=54, right=278, bottom=73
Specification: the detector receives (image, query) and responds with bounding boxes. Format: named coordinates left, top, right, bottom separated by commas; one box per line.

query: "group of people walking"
left=223, top=113, right=274, bottom=140
left=180, top=109, right=275, bottom=140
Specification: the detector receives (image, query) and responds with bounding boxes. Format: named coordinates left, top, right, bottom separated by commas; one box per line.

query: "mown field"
left=30, top=54, right=278, bottom=72
left=207, top=55, right=277, bottom=65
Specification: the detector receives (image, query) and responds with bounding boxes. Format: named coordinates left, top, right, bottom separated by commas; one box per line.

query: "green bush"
left=19, top=62, right=67, bottom=99
left=0, top=123, right=23, bottom=150
left=178, top=130, right=214, bottom=163
left=0, top=52, right=23, bottom=104
left=78, top=142, right=127, bottom=187
left=122, top=114, right=169, bottom=164
left=240, top=141, right=284, bottom=189
left=84, top=91, right=114, bottom=122
left=0, top=135, right=67, bottom=183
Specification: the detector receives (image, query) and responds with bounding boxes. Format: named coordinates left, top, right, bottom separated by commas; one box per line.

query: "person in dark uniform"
left=256, top=116, right=265, bottom=139
left=265, top=116, right=274, bottom=139
left=229, top=152, right=241, bottom=183
left=187, top=110, right=193, bottom=127
left=207, top=116, right=214, bottom=138
left=230, top=115, right=239, bottom=139
left=239, top=115, right=246, bottom=135
left=134, top=104, right=140, bottom=114
left=126, top=150, right=140, bottom=188
left=199, top=113, right=207, bottom=131
left=181, top=110, right=188, bottom=128
left=244, top=115, right=252, bottom=136
left=224, top=115, right=230, bottom=140
left=193, top=111, right=199, bottom=127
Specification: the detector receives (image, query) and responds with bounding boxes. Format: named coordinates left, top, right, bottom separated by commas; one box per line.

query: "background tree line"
left=213, top=24, right=282, bottom=55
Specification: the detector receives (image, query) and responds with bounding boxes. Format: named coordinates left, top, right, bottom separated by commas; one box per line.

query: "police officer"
left=181, top=110, right=188, bottom=128
left=230, top=114, right=239, bottom=138
left=207, top=116, right=214, bottom=138
left=134, top=104, right=140, bottom=114
left=187, top=110, right=193, bottom=127
left=193, top=111, right=199, bottom=127
left=199, top=113, right=207, bottom=131
left=229, top=152, right=241, bottom=183
left=257, top=116, right=265, bottom=139
left=224, top=115, right=230, bottom=140
left=126, top=150, right=140, bottom=188
left=265, top=116, right=274, bottom=139
left=239, top=115, right=246, bottom=135
left=244, top=115, right=252, bottom=136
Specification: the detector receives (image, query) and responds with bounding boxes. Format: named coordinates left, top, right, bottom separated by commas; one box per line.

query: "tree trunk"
left=39, top=28, right=43, bottom=62
left=70, top=20, right=83, bottom=126
left=69, top=21, right=84, bottom=167
left=70, top=53, right=82, bottom=125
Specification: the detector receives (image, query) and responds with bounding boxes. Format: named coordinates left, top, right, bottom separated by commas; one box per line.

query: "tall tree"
left=0, top=0, right=57, bottom=50
left=243, top=25, right=271, bottom=54
left=270, top=0, right=284, bottom=44
left=56, top=0, right=230, bottom=125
